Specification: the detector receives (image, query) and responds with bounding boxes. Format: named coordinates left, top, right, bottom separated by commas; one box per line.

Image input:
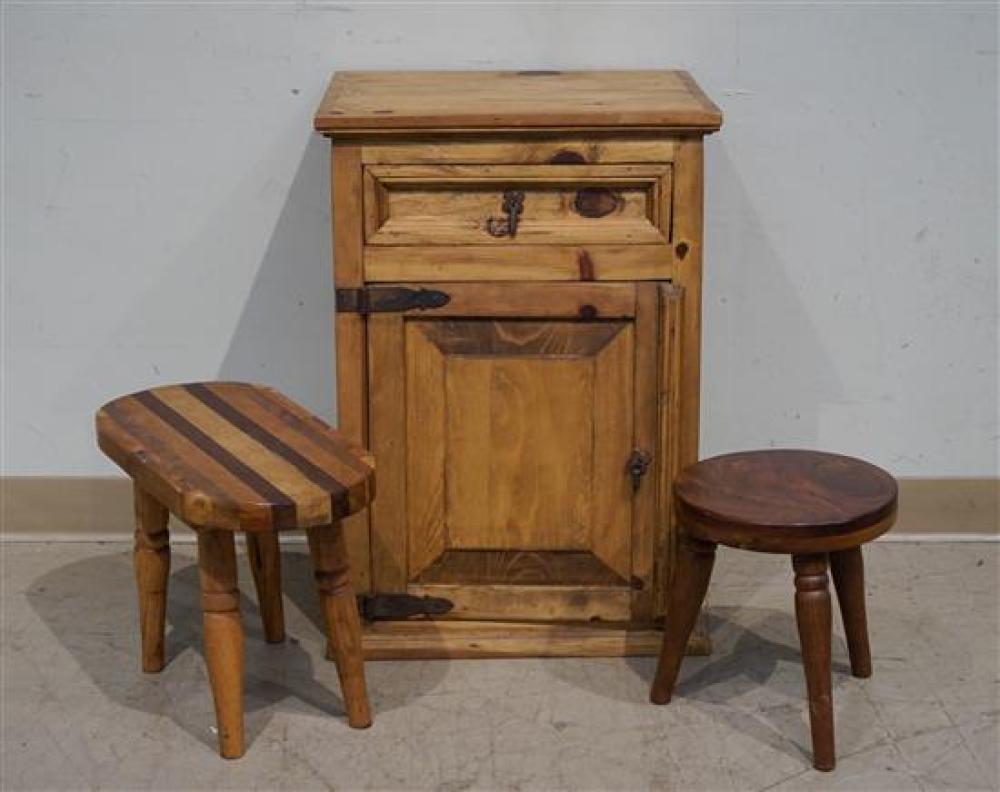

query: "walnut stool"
left=96, top=382, right=375, bottom=758
left=650, top=450, right=898, bottom=771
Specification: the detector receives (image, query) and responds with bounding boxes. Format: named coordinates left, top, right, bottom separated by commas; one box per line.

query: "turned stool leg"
left=246, top=532, right=285, bottom=643
left=793, top=553, right=835, bottom=772
left=830, top=547, right=872, bottom=678
left=197, top=530, right=244, bottom=759
left=307, top=523, right=372, bottom=728
left=133, top=486, right=170, bottom=673
left=651, top=536, right=717, bottom=704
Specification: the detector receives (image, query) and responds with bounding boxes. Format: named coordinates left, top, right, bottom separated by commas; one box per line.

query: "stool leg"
left=197, top=529, right=244, bottom=759
left=307, top=523, right=372, bottom=728
left=133, top=486, right=170, bottom=673
left=793, top=553, right=835, bottom=772
left=830, top=547, right=872, bottom=678
left=651, top=536, right=717, bottom=704
left=246, top=532, right=285, bottom=643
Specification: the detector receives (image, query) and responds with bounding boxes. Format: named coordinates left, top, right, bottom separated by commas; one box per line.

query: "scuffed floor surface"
left=2, top=541, right=997, bottom=791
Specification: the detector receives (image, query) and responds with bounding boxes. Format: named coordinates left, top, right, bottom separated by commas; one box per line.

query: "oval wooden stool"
left=650, top=450, right=897, bottom=772
left=96, top=382, right=375, bottom=758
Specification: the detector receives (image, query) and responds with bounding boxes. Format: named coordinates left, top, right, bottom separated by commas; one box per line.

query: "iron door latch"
left=627, top=449, right=652, bottom=492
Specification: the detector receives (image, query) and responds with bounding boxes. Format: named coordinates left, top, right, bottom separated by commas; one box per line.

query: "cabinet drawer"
left=362, top=164, right=675, bottom=282
left=364, top=163, right=670, bottom=246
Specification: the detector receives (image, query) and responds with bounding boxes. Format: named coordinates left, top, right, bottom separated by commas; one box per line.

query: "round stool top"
left=675, top=450, right=897, bottom=552
left=96, top=382, right=374, bottom=532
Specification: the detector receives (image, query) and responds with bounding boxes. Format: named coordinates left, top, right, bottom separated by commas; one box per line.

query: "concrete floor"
left=1, top=541, right=997, bottom=791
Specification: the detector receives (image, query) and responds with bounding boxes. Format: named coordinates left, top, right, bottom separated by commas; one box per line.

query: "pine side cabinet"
left=314, top=70, right=722, bottom=658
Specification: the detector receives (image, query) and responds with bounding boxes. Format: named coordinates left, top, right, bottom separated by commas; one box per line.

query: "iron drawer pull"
left=486, top=190, right=525, bottom=237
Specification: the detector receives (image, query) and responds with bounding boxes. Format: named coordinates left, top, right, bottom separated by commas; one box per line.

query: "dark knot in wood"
left=548, top=149, right=587, bottom=164
left=573, top=187, right=622, bottom=219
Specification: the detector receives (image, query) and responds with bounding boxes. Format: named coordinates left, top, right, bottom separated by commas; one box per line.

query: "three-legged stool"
left=651, top=450, right=897, bottom=771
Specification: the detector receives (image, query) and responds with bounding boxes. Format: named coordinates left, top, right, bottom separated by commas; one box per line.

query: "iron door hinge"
left=336, top=286, right=451, bottom=315
left=627, top=449, right=653, bottom=492
left=357, top=593, right=454, bottom=622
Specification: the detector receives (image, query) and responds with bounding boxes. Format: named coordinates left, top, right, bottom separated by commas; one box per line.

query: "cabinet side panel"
left=656, top=285, right=684, bottom=618
left=332, top=143, right=370, bottom=590
left=671, top=137, right=705, bottom=468
left=333, top=145, right=364, bottom=287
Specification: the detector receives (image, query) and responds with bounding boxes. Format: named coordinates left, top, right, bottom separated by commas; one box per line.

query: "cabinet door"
left=366, top=283, right=664, bottom=624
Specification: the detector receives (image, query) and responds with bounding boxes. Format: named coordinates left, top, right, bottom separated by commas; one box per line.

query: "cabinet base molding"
left=353, top=619, right=710, bottom=660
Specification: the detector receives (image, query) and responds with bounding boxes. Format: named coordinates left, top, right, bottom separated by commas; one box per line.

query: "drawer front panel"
left=363, top=164, right=671, bottom=247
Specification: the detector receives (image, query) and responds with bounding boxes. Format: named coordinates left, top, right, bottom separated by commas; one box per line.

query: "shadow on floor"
left=24, top=546, right=446, bottom=756
left=551, top=606, right=854, bottom=766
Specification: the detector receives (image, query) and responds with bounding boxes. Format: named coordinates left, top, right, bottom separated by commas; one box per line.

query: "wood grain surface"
left=793, top=553, right=835, bottom=771
left=675, top=450, right=898, bottom=552
left=361, top=619, right=711, bottom=660
left=331, top=144, right=374, bottom=590
left=133, top=484, right=170, bottom=672
left=316, top=70, right=722, bottom=133
left=360, top=138, right=677, bottom=165
left=197, top=529, right=245, bottom=758
left=96, top=382, right=374, bottom=532
left=307, top=523, right=372, bottom=729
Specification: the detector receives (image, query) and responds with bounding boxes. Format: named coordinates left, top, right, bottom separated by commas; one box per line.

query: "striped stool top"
left=96, top=382, right=374, bottom=532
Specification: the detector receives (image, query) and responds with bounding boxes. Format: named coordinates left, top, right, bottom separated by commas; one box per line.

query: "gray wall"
left=5, top=3, right=997, bottom=477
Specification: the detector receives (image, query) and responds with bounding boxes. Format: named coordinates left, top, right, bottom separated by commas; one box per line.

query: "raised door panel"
left=404, top=319, right=634, bottom=622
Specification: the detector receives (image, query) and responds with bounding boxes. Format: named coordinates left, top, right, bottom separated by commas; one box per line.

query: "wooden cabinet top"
left=314, top=70, right=722, bottom=134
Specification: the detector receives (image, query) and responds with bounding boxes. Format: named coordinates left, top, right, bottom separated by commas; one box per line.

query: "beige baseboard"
left=1, top=475, right=997, bottom=542
left=2, top=477, right=136, bottom=540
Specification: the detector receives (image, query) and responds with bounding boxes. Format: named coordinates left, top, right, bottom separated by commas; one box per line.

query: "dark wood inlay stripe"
left=131, top=390, right=297, bottom=522
left=101, top=403, right=240, bottom=512
left=238, top=386, right=370, bottom=476
left=185, top=383, right=350, bottom=512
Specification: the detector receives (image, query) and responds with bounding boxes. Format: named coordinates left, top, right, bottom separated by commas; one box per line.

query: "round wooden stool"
left=650, top=450, right=898, bottom=772
left=96, top=382, right=375, bottom=758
